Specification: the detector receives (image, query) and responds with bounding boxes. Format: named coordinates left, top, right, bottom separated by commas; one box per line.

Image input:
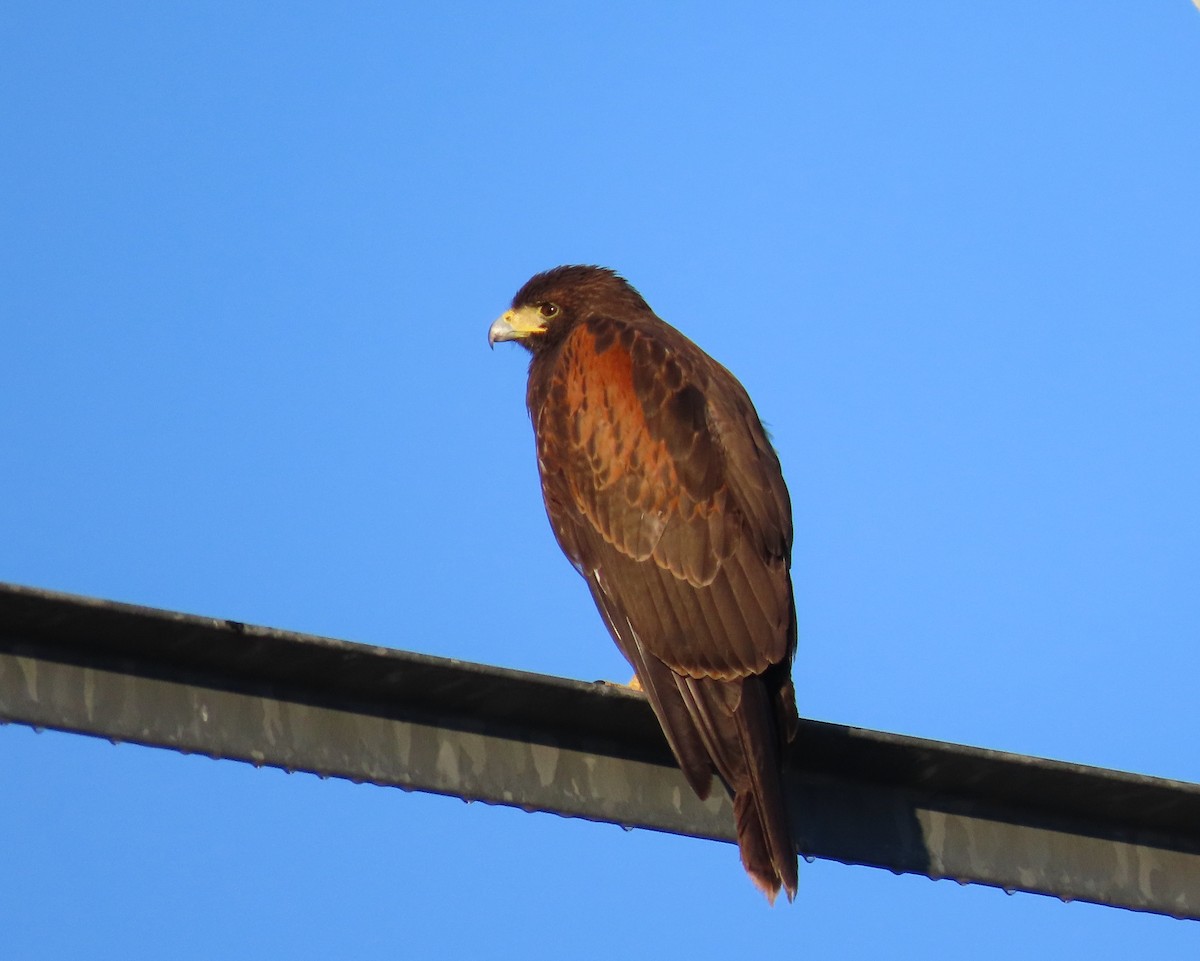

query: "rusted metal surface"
left=1, top=582, right=1198, bottom=919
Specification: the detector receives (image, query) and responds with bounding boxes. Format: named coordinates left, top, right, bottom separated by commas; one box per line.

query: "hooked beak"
left=487, top=306, right=546, bottom=349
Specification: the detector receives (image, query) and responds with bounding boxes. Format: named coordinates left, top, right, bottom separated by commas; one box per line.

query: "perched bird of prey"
left=489, top=265, right=799, bottom=902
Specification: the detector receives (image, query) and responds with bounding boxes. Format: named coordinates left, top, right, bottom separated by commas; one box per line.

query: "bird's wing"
left=534, top=314, right=795, bottom=681
left=532, top=314, right=796, bottom=902
left=531, top=312, right=799, bottom=899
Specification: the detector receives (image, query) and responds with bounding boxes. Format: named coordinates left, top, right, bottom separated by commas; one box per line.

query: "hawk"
left=489, top=265, right=799, bottom=901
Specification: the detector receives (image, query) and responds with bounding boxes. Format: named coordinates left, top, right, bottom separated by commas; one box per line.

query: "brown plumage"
left=489, top=265, right=799, bottom=902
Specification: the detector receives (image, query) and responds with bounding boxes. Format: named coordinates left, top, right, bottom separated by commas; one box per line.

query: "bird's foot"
left=593, top=674, right=643, bottom=692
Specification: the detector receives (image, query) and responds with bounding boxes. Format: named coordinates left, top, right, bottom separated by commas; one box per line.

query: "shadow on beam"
left=1, top=582, right=1198, bottom=919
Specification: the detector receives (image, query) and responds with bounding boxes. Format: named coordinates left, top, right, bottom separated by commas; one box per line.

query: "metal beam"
left=1, top=582, right=1197, bottom=919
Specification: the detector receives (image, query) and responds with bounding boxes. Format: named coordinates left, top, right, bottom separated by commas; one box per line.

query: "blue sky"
left=3, top=3, right=1199, bottom=956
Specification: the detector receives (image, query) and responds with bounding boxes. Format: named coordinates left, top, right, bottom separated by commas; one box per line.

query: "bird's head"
left=488, top=265, right=651, bottom=354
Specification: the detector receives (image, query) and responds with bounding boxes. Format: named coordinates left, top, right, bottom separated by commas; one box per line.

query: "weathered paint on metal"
left=2, top=582, right=1198, bottom=919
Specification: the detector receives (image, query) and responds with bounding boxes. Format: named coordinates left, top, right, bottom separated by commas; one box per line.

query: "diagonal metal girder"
left=1, top=581, right=1198, bottom=919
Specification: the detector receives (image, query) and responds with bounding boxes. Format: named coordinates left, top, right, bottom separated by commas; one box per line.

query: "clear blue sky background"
left=3, top=3, right=1199, bottom=956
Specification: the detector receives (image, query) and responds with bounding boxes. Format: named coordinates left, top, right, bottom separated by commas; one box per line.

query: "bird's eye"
left=538, top=303, right=560, bottom=319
